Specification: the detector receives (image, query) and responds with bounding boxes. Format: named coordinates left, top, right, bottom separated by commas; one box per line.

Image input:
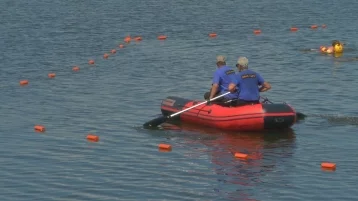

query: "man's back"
left=212, top=66, right=238, bottom=99
left=235, top=69, right=264, bottom=101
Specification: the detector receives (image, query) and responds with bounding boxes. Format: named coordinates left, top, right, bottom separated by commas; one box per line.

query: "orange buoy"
left=322, top=24, right=327, bottom=28
left=72, top=66, right=80, bottom=71
left=321, top=162, right=336, bottom=170
left=19, top=80, right=29, bottom=86
left=111, top=49, right=116, bottom=54
left=158, top=143, right=172, bottom=150
left=134, top=36, right=142, bottom=41
left=87, top=134, right=99, bottom=142
left=157, top=35, right=167, bottom=40
left=290, top=27, right=298, bottom=32
left=124, top=36, right=131, bottom=43
left=253, top=30, right=261, bottom=35
left=209, top=33, right=217, bottom=37
left=103, top=53, right=109, bottom=59
left=34, top=125, right=45, bottom=132
left=234, top=152, right=248, bottom=159
left=311, top=25, right=318, bottom=29
left=119, top=44, right=124, bottom=48
left=88, top=60, right=95, bottom=65
left=48, top=73, right=56, bottom=78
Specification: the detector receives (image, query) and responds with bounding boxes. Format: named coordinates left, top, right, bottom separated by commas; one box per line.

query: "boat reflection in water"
left=161, top=121, right=297, bottom=201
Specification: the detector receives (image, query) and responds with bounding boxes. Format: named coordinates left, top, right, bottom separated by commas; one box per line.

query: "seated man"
left=228, top=57, right=271, bottom=106
left=204, top=55, right=239, bottom=104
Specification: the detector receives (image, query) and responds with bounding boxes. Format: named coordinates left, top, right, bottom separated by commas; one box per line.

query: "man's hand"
left=228, top=83, right=237, bottom=92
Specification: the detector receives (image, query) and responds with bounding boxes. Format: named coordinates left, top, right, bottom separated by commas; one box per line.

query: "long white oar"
left=143, top=92, right=231, bottom=128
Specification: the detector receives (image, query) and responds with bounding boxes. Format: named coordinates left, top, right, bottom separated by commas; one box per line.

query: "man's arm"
left=209, top=70, right=221, bottom=100
left=259, top=81, right=271, bottom=92
left=209, top=84, right=219, bottom=99
left=257, top=73, right=271, bottom=92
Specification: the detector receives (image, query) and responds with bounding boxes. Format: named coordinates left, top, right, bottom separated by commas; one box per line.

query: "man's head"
left=332, top=40, right=344, bottom=53
left=332, top=40, right=341, bottom=46
left=236, top=57, right=249, bottom=72
left=216, top=55, right=226, bottom=67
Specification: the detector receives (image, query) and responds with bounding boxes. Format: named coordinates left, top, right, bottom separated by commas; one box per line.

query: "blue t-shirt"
left=233, top=69, right=265, bottom=101
left=212, top=66, right=239, bottom=99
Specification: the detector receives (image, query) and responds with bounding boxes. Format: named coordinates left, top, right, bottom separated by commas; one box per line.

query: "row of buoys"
left=124, top=35, right=168, bottom=42
left=19, top=45, right=125, bottom=86
left=121, top=24, right=327, bottom=42
left=289, top=24, right=326, bottom=32
left=19, top=24, right=326, bottom=88
left=32, top=123, right=338, bottom=170
left=23, top=36, right=133, bottom=144
left=253, top=24, right=326, bottom=35
left=34, top=125, right=99, bottom=142
left=17, top=23, right=328, bottom=88
left=117, top=24, right=328, bottom=45
left=18, top=54, right=92, bottom=85
left=158, top=143, right=336, bottom=171
left=124, top=35, right=144, bottom=43
left=124, top=24, right=328, bottom=43
left=103, top=49, right=117, bottom=59
left=17, top=24, right=329, bottom=88
left=24, top=34, right=142, bottom=144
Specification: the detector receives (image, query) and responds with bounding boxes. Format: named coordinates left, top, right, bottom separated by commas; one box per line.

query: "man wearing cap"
left=228, top=57, right=271, bottom=105
left=204, top=55, right=238, bottom=103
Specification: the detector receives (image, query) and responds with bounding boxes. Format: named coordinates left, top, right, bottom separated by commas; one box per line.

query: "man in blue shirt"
left=228, top=57, right=271, bottom=105
left=204, top=55, right=239, bottom=103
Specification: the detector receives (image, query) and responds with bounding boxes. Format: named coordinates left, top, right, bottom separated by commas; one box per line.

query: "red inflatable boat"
left=160, top=96, right=298, bottom=131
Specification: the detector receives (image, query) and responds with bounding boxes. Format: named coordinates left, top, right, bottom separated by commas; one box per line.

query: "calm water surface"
left=1, top=0, right=358, bottom=200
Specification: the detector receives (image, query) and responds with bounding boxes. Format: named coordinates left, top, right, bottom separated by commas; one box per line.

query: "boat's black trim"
left=264, top=116, right=295, bottom=129
left=161, top=96, right=192, bottom=116
left=262, top=103, right=294, bottom=113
